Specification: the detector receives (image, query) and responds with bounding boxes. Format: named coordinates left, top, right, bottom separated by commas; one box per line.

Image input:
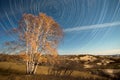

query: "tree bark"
left=33, top=62, right=38, bottom=74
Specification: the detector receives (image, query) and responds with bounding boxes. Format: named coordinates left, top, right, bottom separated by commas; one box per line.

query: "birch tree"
left=18, top=13, right=63, bottom=75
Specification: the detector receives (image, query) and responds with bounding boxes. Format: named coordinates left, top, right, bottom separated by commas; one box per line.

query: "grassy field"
left=0, top=54, right=120, bottom=80
left=0, top=62, right=106, bottom=80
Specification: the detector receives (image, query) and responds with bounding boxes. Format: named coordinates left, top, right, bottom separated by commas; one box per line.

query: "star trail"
left=0, top=0, right=120, bottom=55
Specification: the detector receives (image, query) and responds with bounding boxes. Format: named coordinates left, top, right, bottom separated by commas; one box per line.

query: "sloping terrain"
left=0, top=54, right=120, bottom=80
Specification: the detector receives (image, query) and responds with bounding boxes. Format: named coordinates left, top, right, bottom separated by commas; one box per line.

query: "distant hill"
left=0, top=54, right=22, bottom=62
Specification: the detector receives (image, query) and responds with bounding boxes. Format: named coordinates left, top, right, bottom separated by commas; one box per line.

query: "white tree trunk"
left=33, top=63, right=38, bottom=74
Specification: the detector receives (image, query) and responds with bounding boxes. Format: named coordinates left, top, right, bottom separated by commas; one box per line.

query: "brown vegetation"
left=12, top=13, right=63, bottom=75
left=0, top=54, right=120, bottom=80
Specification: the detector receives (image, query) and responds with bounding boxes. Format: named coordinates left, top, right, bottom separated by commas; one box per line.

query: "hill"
left=0, top=54, right=120, bottom=80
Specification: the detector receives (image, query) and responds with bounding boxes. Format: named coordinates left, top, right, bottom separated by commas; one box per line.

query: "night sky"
left=0, top=0, right=120, bottom=55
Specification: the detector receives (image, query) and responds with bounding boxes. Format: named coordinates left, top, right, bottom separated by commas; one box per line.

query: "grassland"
left=0, top=54, right=120, bottom=80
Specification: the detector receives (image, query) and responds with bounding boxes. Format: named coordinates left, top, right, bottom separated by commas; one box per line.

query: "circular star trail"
left=0, top=0, right=120, bottom=55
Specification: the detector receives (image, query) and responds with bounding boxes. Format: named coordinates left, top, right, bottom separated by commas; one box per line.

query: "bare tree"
left=18, top=13, right=63, bottom=75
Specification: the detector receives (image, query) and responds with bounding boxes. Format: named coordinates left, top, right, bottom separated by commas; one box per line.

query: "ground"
left=0, top=54, right=120, bottom=80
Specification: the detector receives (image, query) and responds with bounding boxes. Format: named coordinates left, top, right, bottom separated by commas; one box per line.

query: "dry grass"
left=0, top=54, right=120, bottom=80
left=0, top=62, right=108, bottom=80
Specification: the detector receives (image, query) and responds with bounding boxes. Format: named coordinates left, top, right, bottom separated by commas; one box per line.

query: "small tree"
left=18, top=13, right=63, bottom=74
